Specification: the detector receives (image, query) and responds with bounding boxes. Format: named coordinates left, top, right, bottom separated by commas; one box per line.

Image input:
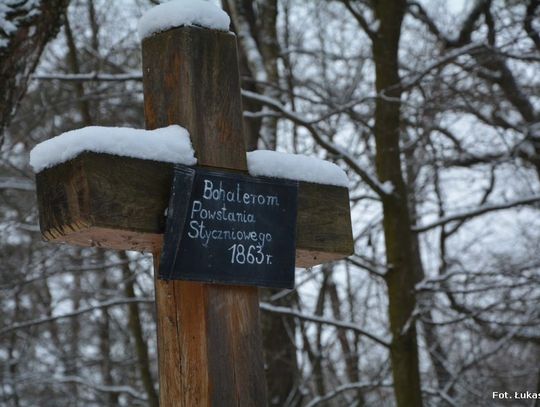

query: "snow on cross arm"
left=30, top=127, right=349, bottom=187
left=247, top=150, right=349, bottom=187
left=29, top=125, right=197, bottom=173
left=138, top=0, right=230, bottom=40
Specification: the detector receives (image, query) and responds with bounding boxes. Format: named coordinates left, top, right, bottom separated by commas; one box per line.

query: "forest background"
left=0, top=0, right=539, bottom=406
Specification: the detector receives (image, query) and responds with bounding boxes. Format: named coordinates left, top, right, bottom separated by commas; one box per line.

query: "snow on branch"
left=52, top=375, right=147, bottom=401
left=259, top=302, right=390, bottom=348
left=4, top=297, right=391, bottom=348
left=226, top=0, right=268, bottom=84
left=241, top=89, right=391, bottom=197
left=32, top=71, right=143, bottom=82
left=412, top=195, right=540, bottom=233
left=0, top=176, right=34, bottom=191
left=0, top=297, right=154, bottom=336
left=305, top=380, right=392, bottom=407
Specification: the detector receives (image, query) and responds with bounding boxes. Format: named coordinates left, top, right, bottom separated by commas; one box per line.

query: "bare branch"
left=413, top=195, right=540, bottom=233
left=524, top=0, right=540, bottom=51
left=339, top=0, right=377, bottom=42
left=305, top=380, right=392, bottom=407
left=0, top=176, right=34, bottom=191
left=0, top=298, right=153, bottom=336
left=32, top=71, right=143, bottom=82
left=400, top=43, right=484, bottom=91
left=241, top=89, right=390, bottom=197
left=52, top=375, right=147, bottom=401
left=408, top=0, right=491, bottom=48
left=259, top=302, right=390, bottom=348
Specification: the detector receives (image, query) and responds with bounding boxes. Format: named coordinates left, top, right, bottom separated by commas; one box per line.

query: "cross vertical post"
left=142, top=27, right=268, bottom=405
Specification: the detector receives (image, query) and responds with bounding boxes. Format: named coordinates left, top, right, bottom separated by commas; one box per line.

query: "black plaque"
left=160, top=165, right=298, bottom=289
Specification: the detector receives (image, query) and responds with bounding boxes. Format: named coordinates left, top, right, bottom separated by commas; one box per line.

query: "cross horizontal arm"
left=35, top=152, right=353, bottom=267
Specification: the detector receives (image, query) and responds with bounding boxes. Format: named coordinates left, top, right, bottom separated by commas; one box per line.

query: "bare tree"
left=0, top=0, right=70, bottom=141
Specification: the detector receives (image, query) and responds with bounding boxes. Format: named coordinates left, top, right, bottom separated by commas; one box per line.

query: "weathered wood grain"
left=154, top=251, right=209, bottom=406
left=36, top=152, right=173, bottom=248
left=142, top=26, right=247, bottom=171
left=35, top=152, right=353, bottom=267
left=144, top=26, right=266, bottom=407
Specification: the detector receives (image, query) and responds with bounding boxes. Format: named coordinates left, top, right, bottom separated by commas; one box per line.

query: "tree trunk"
left=120, top=253, right=159, bottom=407
left=98, top=264, right=119, bottom=406
left=404, top=136, right=452, bottom=393
left=0, top=0, right=69, bottom=139
left=371, top=0, right=423, bottom=405
left=262, top=290, right=301, bottom=406
left=327, top=278, right=365, bottom=405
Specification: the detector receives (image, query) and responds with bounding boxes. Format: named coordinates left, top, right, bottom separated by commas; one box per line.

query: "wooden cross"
left=35, top=25, right=353, bottom=406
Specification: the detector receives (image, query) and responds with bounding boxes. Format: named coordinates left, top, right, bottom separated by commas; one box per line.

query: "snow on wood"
left=241, top=90, right=391, bottom=196
left=29, top=125, right=196, bottom=173
left=138, top=0, right=230, bottom=40
left=247, top=150, right=349, bottom=187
